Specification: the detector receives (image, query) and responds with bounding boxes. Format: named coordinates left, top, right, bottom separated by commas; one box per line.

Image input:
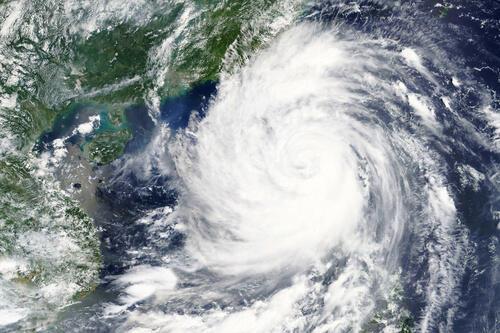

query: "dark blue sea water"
left=46, top=1, right=499, bottom=332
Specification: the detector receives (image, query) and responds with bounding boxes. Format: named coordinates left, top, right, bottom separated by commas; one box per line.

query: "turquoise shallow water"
left=0, top=1, right=499, bottom=332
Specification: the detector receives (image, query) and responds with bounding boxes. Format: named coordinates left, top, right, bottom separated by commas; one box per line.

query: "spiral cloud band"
left=1, top=0, right=498, bottom=331
left=175, top=25, right=404, bottom=276
left=113, top=21, right=478, bottom=332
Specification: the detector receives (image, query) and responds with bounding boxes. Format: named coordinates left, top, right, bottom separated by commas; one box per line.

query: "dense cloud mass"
left=0, top=1, right=498, bottom=332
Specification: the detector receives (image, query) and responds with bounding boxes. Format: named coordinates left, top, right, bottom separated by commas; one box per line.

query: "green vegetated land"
left=0, top=1, right=419, bottom=330
left=44, top=0, right=286, bottom=165
left=0, top=1, right=291, bottom=312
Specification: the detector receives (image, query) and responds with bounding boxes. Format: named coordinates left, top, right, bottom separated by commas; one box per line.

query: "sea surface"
left=0, top=1, right=498, bottom=332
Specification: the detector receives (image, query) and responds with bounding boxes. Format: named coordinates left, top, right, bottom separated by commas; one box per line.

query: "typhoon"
left=0, top=0, right=498, bottom=332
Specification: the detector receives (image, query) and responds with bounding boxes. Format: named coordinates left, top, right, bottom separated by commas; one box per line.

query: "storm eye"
left=1, top=0, right=496, bottom=332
